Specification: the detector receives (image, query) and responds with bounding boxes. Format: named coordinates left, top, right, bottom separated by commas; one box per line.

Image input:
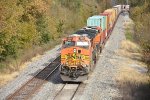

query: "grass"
left=118, top=16, right=150, bottom=99
left=0, top=39, right=61, bottom=87
left=123, top=17, right=134, bottom=41
left=120, top=40, right=140, bottom=53
left=116, top=66, right=150, bottom=100
left=114, top=40, right=150, bottom=100
left=124, top=14, right=150, bottom=73
left=125, top=30, right=133, bottom=41
left=0, top=72, right=19, bottom=87
left=116, top=64, right=150, bottom=100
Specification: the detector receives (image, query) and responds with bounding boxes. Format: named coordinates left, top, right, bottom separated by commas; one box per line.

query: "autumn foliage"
left=0, top=0, right=111, bottom=72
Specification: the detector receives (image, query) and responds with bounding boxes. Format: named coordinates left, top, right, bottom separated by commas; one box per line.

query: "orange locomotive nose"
left=60, top=28, right=100, bottom=81
left=61, top=47, right=90, bottom=67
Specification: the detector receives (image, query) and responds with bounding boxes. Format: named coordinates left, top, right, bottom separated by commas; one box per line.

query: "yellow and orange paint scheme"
left=60, top=27, right=104, bottom=82
left=61, top=36, right=91, bottom=68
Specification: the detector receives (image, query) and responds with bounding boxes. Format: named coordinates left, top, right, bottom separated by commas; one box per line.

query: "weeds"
left=0, top=39, right=60, bottom=74
left=125, top=30, right=133, bottom=41
left=115, top=40, right=150, bottom=100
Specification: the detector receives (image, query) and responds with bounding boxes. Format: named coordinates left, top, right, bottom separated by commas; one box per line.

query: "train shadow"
left=29, top=56, right=64, bottom=84
left=30, top=65, right=82, bottom=85
left=46, top=70, right=64, bottom=84
left=30, top=67, right=64, bottom=84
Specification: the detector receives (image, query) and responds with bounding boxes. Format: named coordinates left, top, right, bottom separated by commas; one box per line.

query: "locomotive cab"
left=60, top=28, right=100, bottom=82
left=60, top=34, right=92, bottom=82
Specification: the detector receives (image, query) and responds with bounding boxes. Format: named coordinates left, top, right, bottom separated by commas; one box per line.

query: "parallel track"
left=7, top=56, right=61, bottom=100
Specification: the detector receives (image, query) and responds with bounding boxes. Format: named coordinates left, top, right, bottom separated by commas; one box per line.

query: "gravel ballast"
left=80, top=13, right=126, bottom=100
left=0, top=45, right=61, bottom=99
left=0, top=12, right=128, bottom=100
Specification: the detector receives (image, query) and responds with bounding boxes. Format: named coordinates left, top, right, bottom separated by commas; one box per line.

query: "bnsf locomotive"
left=60, top=5, right=129, bottom=82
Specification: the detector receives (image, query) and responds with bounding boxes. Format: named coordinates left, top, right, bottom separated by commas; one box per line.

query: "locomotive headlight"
left=73, top=48, right=76, bottom=53
left=66, top=62, right=68, bottom=65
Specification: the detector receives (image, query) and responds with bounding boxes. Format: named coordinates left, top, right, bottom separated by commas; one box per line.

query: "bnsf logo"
left=61, top=54, right=89, bottom=60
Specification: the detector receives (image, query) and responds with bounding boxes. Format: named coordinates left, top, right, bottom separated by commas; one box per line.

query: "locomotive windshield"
left=63, top=40, right=89, bottom=49
left=76, top=41, right=89, bottom=49
left=63, top=41, right=75, bottom=48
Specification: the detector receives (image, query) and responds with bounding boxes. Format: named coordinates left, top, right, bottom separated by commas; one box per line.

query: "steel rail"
left=70, top=83, right=80, bottom=100
left=53, top=83, right=67, bottom=100
left=53, top=83, right=81, bottom=100
left=7, top=55, right=61, bottom=100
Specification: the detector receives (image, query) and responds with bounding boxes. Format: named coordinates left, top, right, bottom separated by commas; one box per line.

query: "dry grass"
left=116, top=40, right=142, bottom=62
left=0, top=54, right=42, bottom=88
left=0, top=72, right=19, bottom=87
left=116, top=64, right=150, bottom=100
left=114, top=40, right=150, bottom=100
left=0, top=40, right=60, bottom=88
left=117, top=65, right=149, bottom=84
left=120, top=40, right=140, bottom=53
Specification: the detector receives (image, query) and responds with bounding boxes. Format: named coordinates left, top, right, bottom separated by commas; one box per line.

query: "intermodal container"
left=104, top=9, right=116, bottom=26
left=87, top=15, right=107, bottom=32
left=100, top=12, right=112, bottom=36
left=112, top=7, right=118, bottom=20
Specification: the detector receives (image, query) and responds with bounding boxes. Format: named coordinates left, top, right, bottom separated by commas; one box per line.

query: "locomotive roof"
left=73, top=29, right=98, bottom=39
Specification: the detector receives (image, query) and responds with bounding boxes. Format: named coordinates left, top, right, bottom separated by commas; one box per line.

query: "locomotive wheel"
left=100, top=47, right=102, bottom=53
left=93, top=50, right=97, bottom=64
left=96, top=45, right=101, bottom=54
left=90, top=58, right=95, bottom=71
left=95, top=49, right=98, bottom=60
left=94, top=55, right=97, bottom=64
left=99, top=44, right=103, bottom=53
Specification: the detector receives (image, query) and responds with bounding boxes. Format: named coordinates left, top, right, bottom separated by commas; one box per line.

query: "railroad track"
left=54, top=83, right=86, bottom=100
left=6, top=56, right=61, bottom=100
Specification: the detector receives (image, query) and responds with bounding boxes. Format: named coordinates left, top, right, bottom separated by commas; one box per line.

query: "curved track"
left=6, top=56, right=60, bottom=100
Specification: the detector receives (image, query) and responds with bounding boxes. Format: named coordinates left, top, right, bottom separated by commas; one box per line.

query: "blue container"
left=87, top=15, right=106, bottom=31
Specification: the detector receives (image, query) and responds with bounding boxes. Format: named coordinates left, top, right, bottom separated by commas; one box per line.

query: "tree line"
left=117, top=0, right=150, bottom=70
left=0, top=0, right=111, bottom=72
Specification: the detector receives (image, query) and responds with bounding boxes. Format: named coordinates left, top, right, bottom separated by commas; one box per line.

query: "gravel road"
left=0, top=12, right=128, bottom=100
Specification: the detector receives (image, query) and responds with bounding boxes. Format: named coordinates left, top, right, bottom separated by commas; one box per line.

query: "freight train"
left=60, top=5, right=129, bottom=82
